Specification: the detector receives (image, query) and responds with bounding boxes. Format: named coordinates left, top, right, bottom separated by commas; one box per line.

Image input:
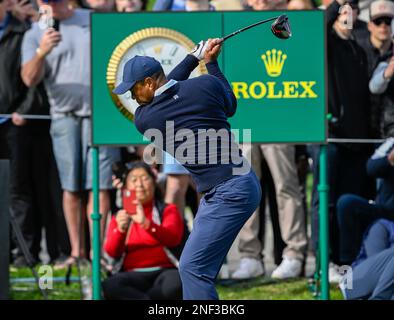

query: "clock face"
left=114, top=37, right=203, bottom=115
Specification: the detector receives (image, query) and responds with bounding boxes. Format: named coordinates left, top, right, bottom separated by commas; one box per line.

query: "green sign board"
left=91, top=10, right=326, bottom=145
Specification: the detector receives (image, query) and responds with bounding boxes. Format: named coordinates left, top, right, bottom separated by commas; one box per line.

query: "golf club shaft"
left=222, top=16, right=279, bottom=42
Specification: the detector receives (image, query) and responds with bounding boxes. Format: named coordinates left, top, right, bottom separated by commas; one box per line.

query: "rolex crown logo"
left=153, top=45, right=163, bottom=55
left=261, top=49, right=287, bottom=77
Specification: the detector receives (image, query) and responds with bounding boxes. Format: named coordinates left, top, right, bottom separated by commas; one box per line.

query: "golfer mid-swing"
left=113, top=38, right=261, bottom=300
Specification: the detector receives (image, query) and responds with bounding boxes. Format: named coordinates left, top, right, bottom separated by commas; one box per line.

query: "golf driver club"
left=220, top=14, right=292, bottom=42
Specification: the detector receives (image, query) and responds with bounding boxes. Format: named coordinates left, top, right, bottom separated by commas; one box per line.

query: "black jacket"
left=326, top=1, right=371, bottom=142
left=0, top=14, right=48, bottom=115
left=358, top=36, right=394, bottom=138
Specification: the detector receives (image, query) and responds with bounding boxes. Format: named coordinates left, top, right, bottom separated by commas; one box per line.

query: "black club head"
left=271, top=14, right=292, bottom=40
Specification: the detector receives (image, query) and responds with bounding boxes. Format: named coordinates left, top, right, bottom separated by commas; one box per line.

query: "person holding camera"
left=21, top=0, right=120, bottom=267
left=102, top=162, right=184, bottom=300
left=1, top=0, right=69, bottom=266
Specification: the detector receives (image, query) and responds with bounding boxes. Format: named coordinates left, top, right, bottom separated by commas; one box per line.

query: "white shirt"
left=154, top=79, right=178, bottom=97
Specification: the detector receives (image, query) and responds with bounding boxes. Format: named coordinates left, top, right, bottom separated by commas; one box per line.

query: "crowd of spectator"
left=1, top=0, right=394, bottom=300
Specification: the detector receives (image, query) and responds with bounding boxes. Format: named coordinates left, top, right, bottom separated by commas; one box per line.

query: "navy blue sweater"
left=134, top=55, right=243, bottom=192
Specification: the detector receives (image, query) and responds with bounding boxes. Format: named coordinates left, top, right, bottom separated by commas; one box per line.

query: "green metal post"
left=318, top=144, right=330, bottom=300
left=91, top=147, right=101, bottom=300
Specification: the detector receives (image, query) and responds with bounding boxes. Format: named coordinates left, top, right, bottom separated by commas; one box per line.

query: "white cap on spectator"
left=370, top=0, right=394, bottom=20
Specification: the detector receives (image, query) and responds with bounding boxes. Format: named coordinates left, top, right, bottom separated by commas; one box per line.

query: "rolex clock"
left=107, top=27, right=207, bottom=121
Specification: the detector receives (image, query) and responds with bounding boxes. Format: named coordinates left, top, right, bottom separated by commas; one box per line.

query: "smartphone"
left=112, top=161, right=127, bottom=181
left=52, top=19, right=60, bottom=31
left=122, top=189, right=137, bottom=215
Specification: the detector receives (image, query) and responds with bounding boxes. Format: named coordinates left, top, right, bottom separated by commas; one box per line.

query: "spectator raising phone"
left=122, top=189, right=137, bottom=215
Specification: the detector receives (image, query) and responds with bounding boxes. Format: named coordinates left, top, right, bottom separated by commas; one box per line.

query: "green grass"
left=217, top=278, right=343, bottom=300
left=9, top=265, right=342, bottom=300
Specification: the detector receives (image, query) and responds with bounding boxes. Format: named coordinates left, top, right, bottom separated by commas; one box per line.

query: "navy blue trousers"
left=179, top=170, right=261, bottom=300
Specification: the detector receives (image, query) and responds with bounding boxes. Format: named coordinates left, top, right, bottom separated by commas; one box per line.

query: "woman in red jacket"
left=102, top=162, right=184, bottom=300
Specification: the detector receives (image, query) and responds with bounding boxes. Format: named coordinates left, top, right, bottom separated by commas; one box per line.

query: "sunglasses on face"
left=373, top=17, right=393, bottom=26
left=41, top=0, right=63, bottom=3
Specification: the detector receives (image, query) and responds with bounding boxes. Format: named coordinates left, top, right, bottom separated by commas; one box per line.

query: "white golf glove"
left=190, top=40, right=209, bottom=61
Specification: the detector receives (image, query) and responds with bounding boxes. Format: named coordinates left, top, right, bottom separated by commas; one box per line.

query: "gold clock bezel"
left=107, top=27, right=207, bottom=121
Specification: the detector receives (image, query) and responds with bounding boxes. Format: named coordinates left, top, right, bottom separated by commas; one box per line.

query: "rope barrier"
left=327, top=138, right=385, bottom=144
left=0, top=114, right=52, bottom=120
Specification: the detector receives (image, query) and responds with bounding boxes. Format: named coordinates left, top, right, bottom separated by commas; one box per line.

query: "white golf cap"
left=370, top=0, right=394, bottom=20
